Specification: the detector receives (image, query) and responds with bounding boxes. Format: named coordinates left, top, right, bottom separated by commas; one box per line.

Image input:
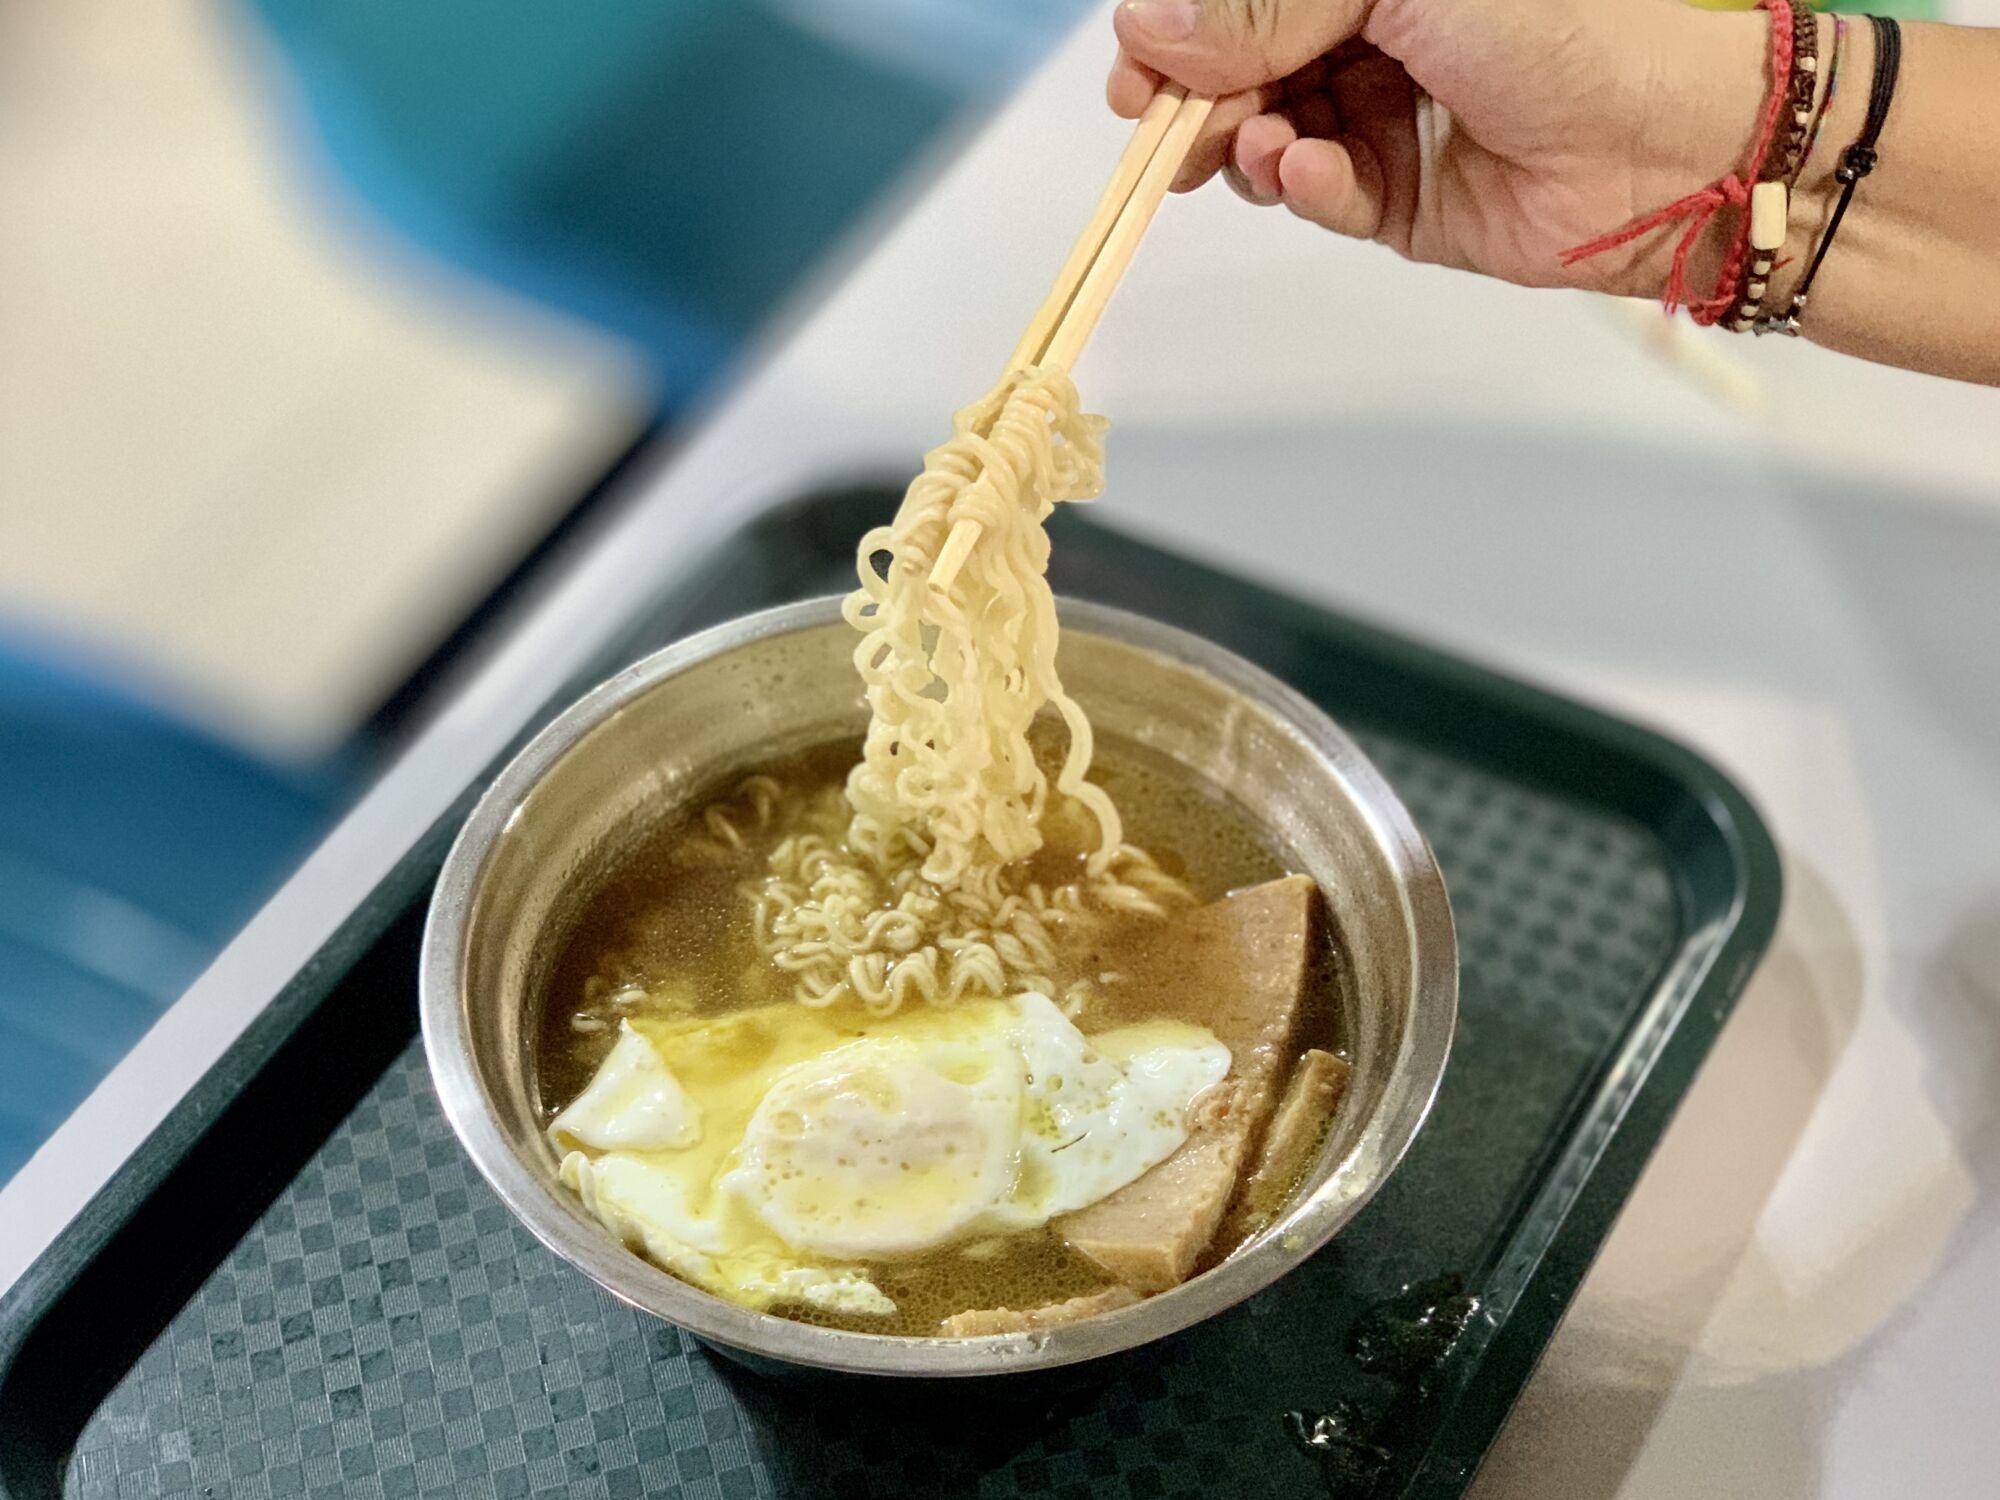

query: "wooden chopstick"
left=1006, top=87, right=1188, bottom=374
left=1040, top=92, right=1212, bottom=370
left=928, top=89, right=1213, bottom=592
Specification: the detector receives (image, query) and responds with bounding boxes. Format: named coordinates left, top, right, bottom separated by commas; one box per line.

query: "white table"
left=7, top=9, right=1999, bottom=1496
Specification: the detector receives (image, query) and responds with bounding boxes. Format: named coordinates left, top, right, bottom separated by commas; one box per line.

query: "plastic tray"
left=0, top=488, right=1780, bottom=1499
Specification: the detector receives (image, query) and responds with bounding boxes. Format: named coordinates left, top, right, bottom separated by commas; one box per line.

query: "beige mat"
left=0, top=0, right=655, bottom=755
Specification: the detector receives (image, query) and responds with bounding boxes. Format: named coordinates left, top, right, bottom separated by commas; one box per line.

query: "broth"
left=534, top=731, right=1345, bottom=1335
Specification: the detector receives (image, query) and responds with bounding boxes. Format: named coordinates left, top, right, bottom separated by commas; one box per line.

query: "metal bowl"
left=421, top=597, right=1455, bottom=1377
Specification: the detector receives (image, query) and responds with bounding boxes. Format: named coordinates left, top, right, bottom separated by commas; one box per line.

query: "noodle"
left=745, top=367, right=1191, bottom=1011
left=844, top=367, right=1114, bottom=883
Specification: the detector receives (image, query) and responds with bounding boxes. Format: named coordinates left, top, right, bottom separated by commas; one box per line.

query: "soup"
left=534, top=732, right=1347, bottom=1337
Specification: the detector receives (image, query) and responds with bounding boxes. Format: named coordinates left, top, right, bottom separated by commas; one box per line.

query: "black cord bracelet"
left=1757, top=14, right=1902, bottom=337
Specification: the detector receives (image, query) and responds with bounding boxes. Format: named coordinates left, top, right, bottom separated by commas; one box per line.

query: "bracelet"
left=1558, top=0, right=1797, bottom=324
left=1757, top=15, right=1903, bottom=337
left=1795, top=14, right=1848, bottom=182
left=1726, top=0, right=1821, bottom=331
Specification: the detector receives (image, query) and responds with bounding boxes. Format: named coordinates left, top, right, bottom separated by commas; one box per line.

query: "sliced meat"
left=938, top=1285, right=1141, bottom=1338
left=1056, top=875, right=1320, bottom=1292
left=1058, top=1086, right=1246, bottom=1292
left=1217, top=1048, right=1350, bottom=1247
left=1249, top=1048, right=1351, bottom=1199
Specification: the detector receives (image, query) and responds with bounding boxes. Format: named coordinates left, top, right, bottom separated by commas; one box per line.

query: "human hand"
left=1106, top=0, right=1772, bottom=300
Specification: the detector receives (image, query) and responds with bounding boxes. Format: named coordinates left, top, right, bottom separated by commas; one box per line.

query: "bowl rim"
left=420, top=596, right=1456, bottom=1376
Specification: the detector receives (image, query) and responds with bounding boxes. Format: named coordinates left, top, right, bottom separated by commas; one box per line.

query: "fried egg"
left=549, top=993, right=1228, bottom=1317
left=549, top=1021, right=701, bottom=1151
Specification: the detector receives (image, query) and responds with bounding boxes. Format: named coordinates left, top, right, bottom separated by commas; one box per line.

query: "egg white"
left=549, top=992, right=1229, bottom=1318
left=1009, top=992, right=1231, bottom=1222
left=549, top=1020, right=701, bottom=1151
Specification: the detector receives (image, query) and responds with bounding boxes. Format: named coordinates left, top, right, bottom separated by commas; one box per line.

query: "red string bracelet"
left=1560, top=0, right=1795, bottom=326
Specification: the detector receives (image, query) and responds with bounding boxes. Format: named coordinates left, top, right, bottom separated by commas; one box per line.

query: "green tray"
left=0, top=489, right=1780, bottom=1499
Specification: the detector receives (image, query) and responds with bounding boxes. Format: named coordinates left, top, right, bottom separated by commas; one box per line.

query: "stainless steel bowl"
left=421, top=597, right=1455, bottom=1377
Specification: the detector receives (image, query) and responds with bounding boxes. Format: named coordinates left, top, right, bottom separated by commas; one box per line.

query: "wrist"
left=1612, top=6, right=1774, bottom=305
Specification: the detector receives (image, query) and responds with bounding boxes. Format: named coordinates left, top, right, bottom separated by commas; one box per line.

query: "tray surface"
left=0, top=490, right=1780, bottom=1500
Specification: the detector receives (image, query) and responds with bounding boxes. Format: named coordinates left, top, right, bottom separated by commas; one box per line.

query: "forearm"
left=1777, top=21, right=2000, bottom=382
left=1643, top=13, right=2000, bottom=384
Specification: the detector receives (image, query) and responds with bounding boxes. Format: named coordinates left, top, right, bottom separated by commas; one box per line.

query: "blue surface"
left=245, top=0, right=1090, bottom=406
left=0, top=645, right=344, bottom=1185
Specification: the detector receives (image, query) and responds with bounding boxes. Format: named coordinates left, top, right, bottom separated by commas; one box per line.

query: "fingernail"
left=1118, top=0, right=1200, bottom=42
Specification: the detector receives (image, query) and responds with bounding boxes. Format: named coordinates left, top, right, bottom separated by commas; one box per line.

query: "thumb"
left=1113, top=0, right=1366, bottom=96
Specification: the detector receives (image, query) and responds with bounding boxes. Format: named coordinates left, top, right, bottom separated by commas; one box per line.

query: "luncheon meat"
left=1058, top=1086, right=1249, bottom=1291
left=1217, top=1048, right=1350, bottom=1245
left=1057, top=875, right=1318, bottom=1291
left=1246, top=1048, right=1351, bottom=1203
left=939, top=1285, right=1141, bottom=1337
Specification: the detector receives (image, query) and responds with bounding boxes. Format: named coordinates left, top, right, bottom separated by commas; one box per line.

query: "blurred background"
left=0, top=0, right=1092, bottom=1184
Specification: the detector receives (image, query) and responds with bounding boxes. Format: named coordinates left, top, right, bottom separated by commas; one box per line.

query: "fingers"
left=1106, top=49, right=1162, bottom=119
left=1170, top=87, right=1274, bottom=192
left=1108, top=16, right=1399, bottom=239
left=1107, top=48, right=1269, bottom=196
left=1112, top=21, right=1404, bottom=253
left=1321, top=51, right=1416, bottom=245
left=1229, top=113, right=1299, bottom=205
left=1113, top=0, right=1367, bottom=97
left=1277, top=136, right=1388, bottom=241
left=1290, top=92, right=1338, bottom=141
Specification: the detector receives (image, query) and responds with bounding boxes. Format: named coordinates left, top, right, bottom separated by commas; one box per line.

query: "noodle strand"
left=748, top=368, right=1190, bottom=1011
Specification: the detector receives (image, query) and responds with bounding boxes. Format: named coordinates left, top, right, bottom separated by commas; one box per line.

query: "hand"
left=1107, top=0, right=1771, bottom=300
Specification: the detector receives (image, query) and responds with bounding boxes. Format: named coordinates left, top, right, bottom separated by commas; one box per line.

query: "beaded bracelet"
left=1726, top=0, right=1821, bottom=332
left=1796, top=14, right=1849, bottom=182
left=1757, top=16, right=1903, bottom=336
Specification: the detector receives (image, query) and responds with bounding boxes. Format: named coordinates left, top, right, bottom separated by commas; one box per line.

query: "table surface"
left=7, top=8, right=2000, bottom=1497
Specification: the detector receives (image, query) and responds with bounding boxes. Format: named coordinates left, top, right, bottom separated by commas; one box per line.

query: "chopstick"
left=1004, top=87, right=1190, bottom=373
left=928, top=87, right=1213, bottom=592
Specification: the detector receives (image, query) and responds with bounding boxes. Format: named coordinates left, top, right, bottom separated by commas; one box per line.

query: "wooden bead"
left=1748, top=280, right=1767, bottom=298
left=1801, top=55, right=1818, bottom=73
left=1749, top=181, right=1789, bottom=251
